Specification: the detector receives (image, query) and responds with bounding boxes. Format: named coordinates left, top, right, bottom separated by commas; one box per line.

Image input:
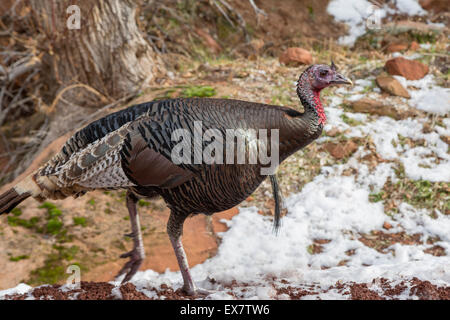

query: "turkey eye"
left=320, top=70, right=328, bottom=77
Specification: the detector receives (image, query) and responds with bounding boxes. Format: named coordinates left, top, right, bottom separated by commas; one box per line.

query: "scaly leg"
left=116, top=191, right=145, bottom=283
left=167, top=211, right=214, bottom=296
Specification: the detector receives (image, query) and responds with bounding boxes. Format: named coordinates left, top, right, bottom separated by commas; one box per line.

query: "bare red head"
left=299, top=62, right=353, bottom=91
left=296, top=62, right=352, bottom=125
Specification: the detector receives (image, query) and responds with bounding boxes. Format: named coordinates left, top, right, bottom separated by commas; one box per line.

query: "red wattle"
left=313, top=91, right=326, bottom=125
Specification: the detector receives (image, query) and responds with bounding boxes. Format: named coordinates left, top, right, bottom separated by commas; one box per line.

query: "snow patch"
left=327, top=0, right=428, bottom=46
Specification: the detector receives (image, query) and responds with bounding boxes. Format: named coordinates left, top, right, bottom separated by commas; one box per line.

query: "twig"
left=0, top=56, right=41, bottom=83
left=212, top=0, right=235, bottom=28
left=248, top=0, right=267, bottom=17
left=47, top=83, right=110, bottom=114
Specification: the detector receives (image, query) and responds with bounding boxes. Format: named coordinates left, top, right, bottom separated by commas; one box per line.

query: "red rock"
left=323, top=140, right=358, bottom=159
left=376, top=75, right=410, bottom=98
left=326, top=127, right=340, bottom=137
left=409, top=41, right=420, bottom=51
left=279, top=47, right=312, bottom=66
left=383, top=222, right=392, bottom=230
left=419, top=0, right=447, bottom=13
left=385, top=57, right=429, bottom=80
left=385, top=43, right=408, bottom=53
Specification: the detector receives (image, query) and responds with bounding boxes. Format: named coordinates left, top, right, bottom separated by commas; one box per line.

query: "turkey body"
left=41, top=98, right=321, bottom=215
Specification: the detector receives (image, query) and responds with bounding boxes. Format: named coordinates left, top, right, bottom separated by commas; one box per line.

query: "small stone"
left=376, top=75, right=410, bottom=98
left=323, top=140, right=358, bottom=159
left=385, top=57, right=429, bottom=80
left=279, top=48, right=313, bottom=66
left=326, top=127, right=340, bottom=137
left=383, top=222, right=392, bottom=230
left=409, top=41, right=420, bottom=51
left=419, top=0, right=448, bottom=13
left=385, top=42, right=408, bottom=53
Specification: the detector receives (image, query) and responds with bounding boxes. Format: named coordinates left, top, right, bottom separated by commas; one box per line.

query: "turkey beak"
left=331, top=73, right=353, bottom=86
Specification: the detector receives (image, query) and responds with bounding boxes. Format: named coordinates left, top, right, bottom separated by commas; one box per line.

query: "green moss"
left=48, top=208, right=62, bottom=218
left=38, top=202, right=57, bottom=210
left=73, top=217, right=87, bottom=227
left=9, top=255, right=29, bottom=262
left=46, top=218, right=63, bottom=235
left=7, top=216, right=40, bottom=228
left=182, top=85, right=216, bottom=98
left=27, top=245, right=83, bottom=286
left=11, top=208, right=22, bottom=216
left=138, top=199, right=150, bottom=207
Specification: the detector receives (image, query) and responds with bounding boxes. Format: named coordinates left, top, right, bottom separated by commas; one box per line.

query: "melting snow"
left=327, top=0, right=428, bottom=46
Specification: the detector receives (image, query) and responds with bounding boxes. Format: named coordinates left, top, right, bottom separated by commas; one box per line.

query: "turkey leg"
left=167, top=212, right=213, bottom=296
left=116, top=190, right=146, bottom=283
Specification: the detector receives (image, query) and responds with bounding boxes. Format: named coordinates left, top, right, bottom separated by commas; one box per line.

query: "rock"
left=385, top=57, right=429, bottom=80
left=345, top=98, right=402, bottom=120
left=419, top=0, right=448, bottom=13
left=326, top=127, right=340, bottom=137
left=383, top=222, right=392, bottom=230
left=409, top=41, right=420, bottom=51
left=195, top=28, right=222, bottom=54
left=279, top=47, right=312, bottom=66
left=376, top=75, right=410, bottom=98
left=323, top=140, right=358, bottom=159
left=385, top=42, right=408, bottom=53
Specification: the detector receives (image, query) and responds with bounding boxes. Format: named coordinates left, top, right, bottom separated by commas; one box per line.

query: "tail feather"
left=0, top=173, right=43, bottom=215
left=0, top=188, right=31, bottom=215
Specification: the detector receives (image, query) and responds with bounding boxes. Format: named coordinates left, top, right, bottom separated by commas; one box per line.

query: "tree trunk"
left=29, top=0, right=163, bottom=104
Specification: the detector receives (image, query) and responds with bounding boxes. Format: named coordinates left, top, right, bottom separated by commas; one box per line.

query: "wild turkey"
left=0, top=63, right=351, bottom=295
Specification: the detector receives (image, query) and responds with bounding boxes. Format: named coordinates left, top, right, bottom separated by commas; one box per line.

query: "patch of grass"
left=36, top=202, right=72, bottom=240
left=27, top=245, right=84, bottom=286
left=38, top=202, right=57, bottom=210
left=9, top=254, right=29, bottom=262
left=341, top=114, right=363, bottom=126
left=376, top=163, right=449, bottom=215
left=182, top=85, right=216, bottom=98
left=48, top=208, right=62, bottom=218
left=11, top=208, right=22, bottom=216
left=138, top=199, right=150, bottom=207
left=369, top=191, right=385, bottom=203
left=73, top=217, right=87, bottom=227
left=46, top=218, right=63, bottom=235
left=7, top=216, right=40, bottom=228
left=271, top=93, right=293, bottom=106
left=87, top=198, right=96, bottom=210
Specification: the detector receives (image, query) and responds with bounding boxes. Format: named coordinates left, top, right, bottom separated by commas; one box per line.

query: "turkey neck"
left=278, top=81, right=325, bottom=161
